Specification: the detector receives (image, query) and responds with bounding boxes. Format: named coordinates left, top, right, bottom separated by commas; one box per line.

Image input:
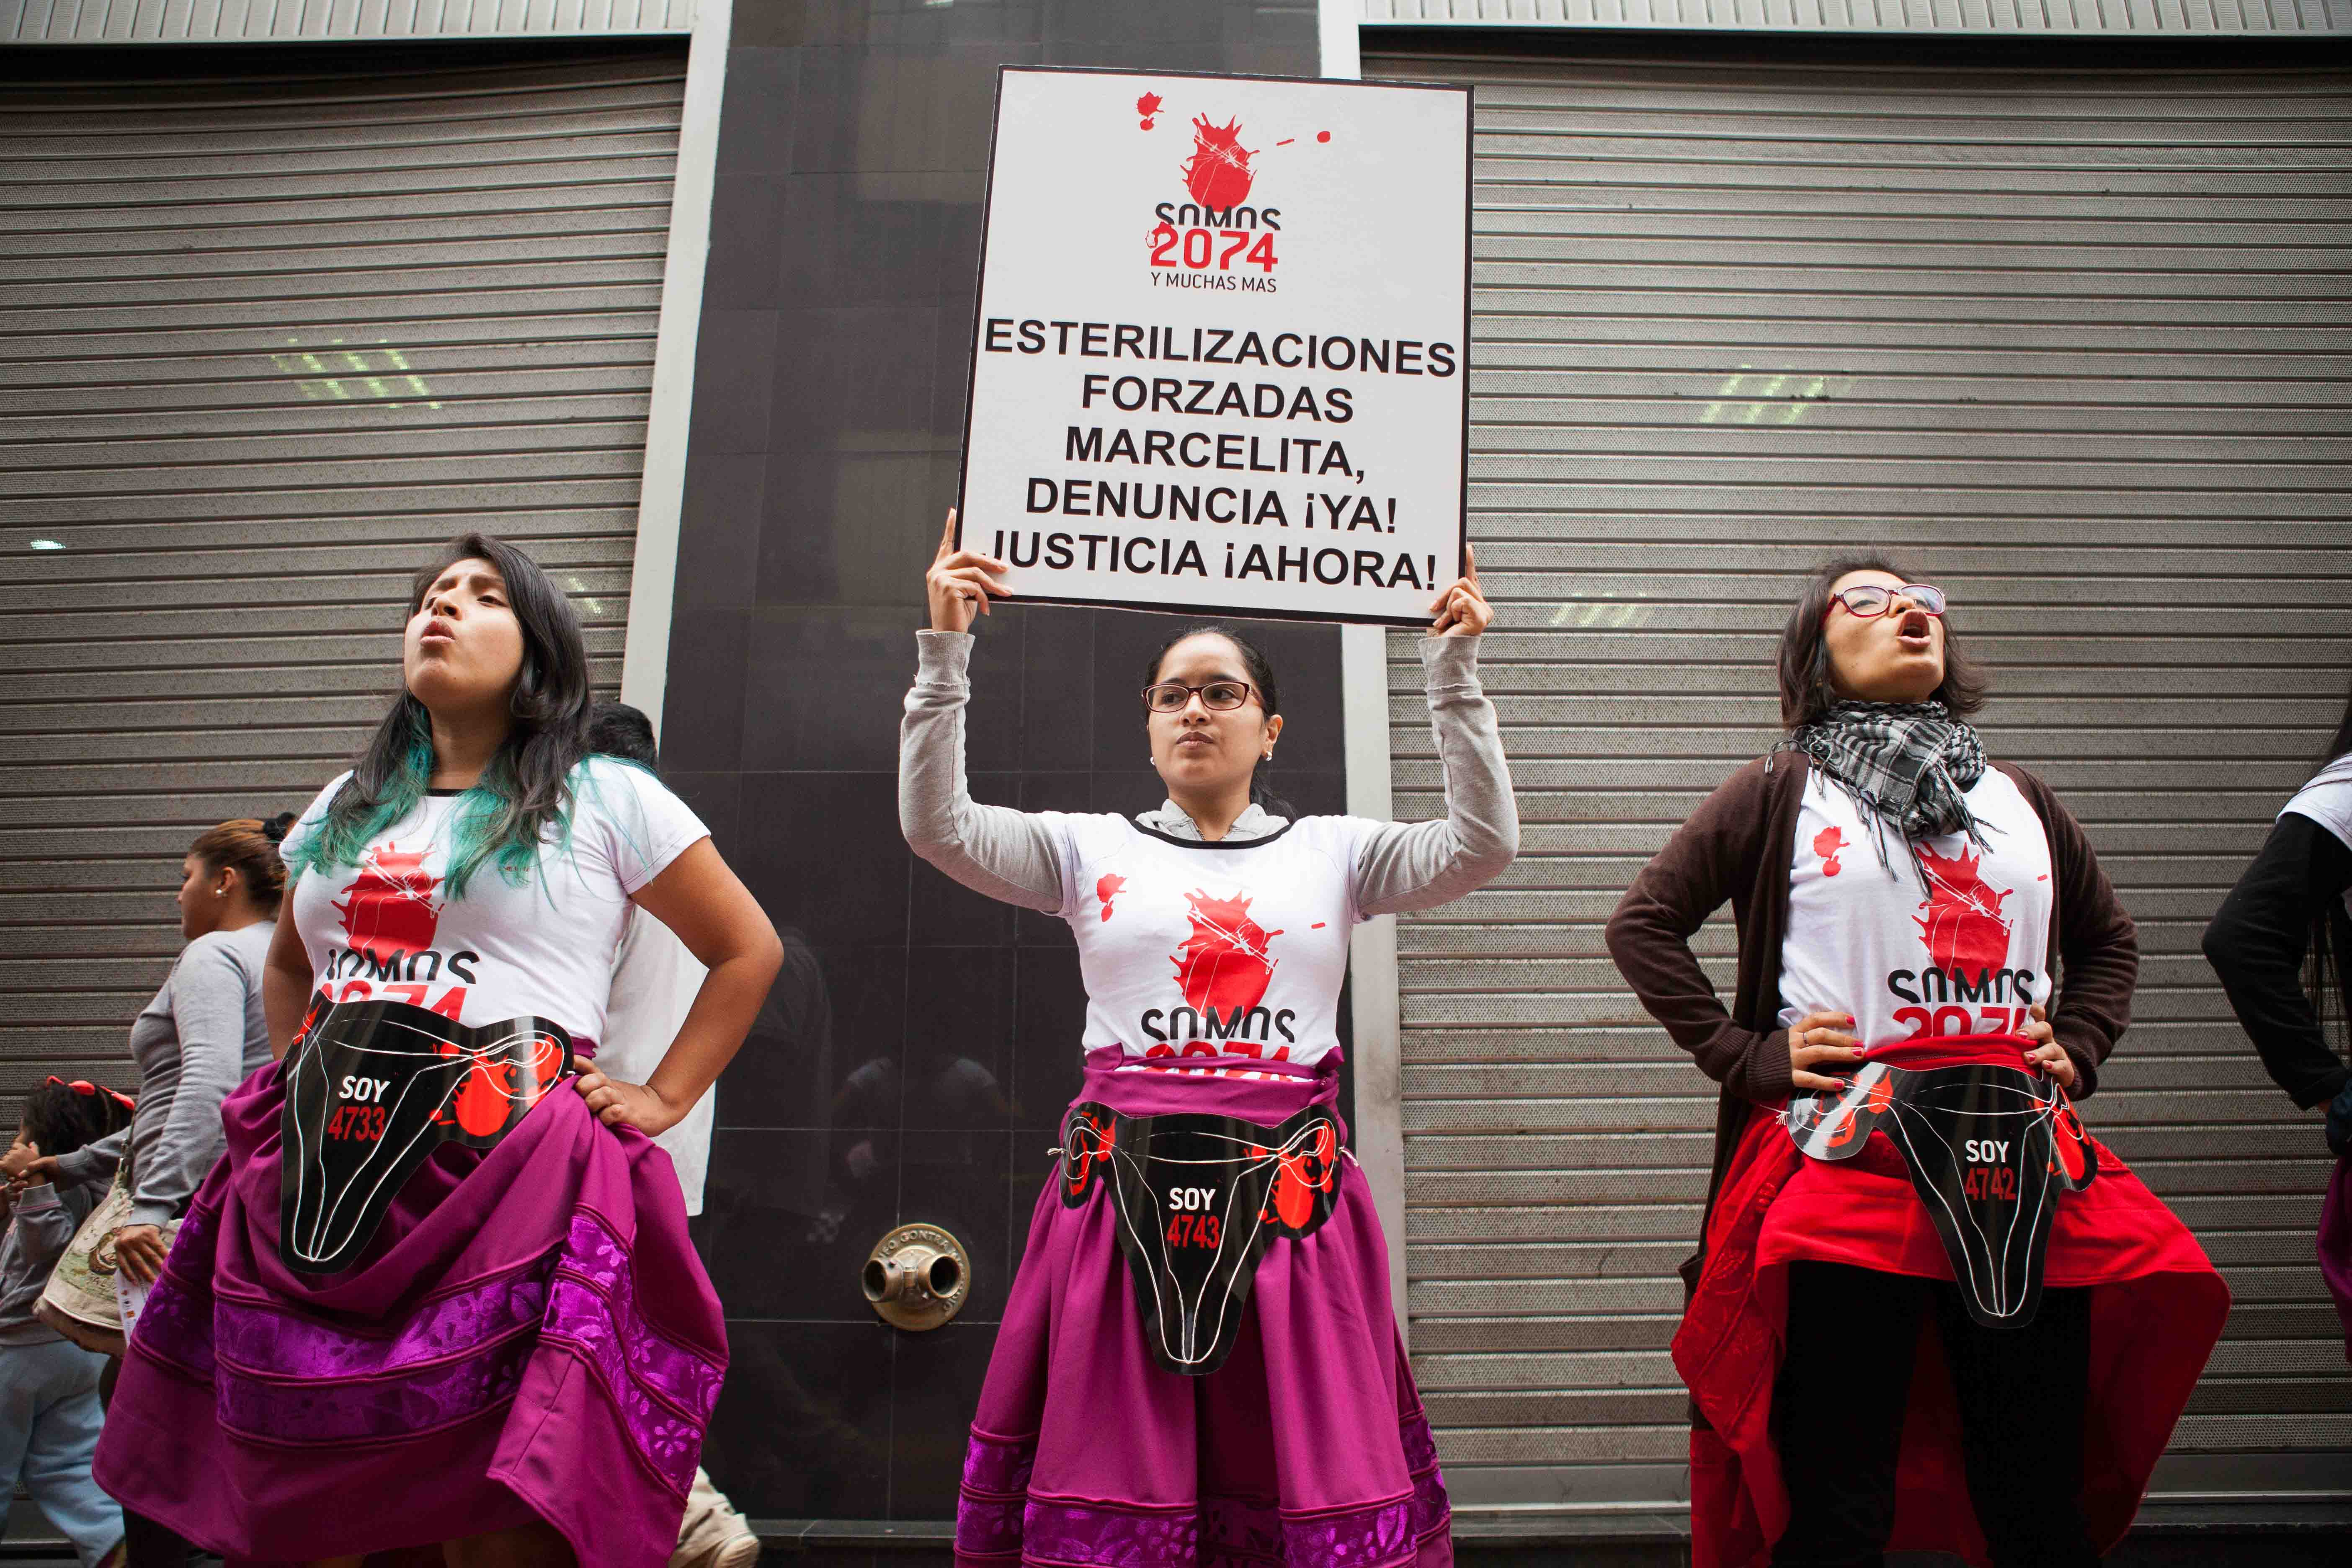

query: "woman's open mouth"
left=1895, top=610, right=1933, bottom=650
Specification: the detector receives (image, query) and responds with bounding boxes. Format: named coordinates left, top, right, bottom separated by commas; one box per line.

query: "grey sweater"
left=900, top=631, right=1518, bottom=915
left=57, top=921, right=276, bottom=1229
left=0, top=1179, right=98, bottom=1344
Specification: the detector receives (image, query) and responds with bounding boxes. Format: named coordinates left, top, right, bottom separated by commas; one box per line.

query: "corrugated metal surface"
left=1, top=0, right=694, bottom=46
left=1364, top=0, right=2352, bottom=35
left=1367, top=43, right=2352, bottom=1507
left=0, top=44, right=685, bottom=1097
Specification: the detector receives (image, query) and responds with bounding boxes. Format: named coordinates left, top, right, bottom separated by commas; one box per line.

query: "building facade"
left=3, top=0, right=2348, bottom=1547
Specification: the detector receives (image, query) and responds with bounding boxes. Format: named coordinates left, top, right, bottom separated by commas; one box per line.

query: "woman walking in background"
left=95, top=533, right=782, bottom=1568
left=906, top=512, right=1515, bottom=1568
left=1608, top=559, right=2226, bottom=1568
left=32, top=815, right=292, bottom=1567
left=2203, top=672, right=2352, bottom=1351
left=42, top=816, right=293, bottom=1291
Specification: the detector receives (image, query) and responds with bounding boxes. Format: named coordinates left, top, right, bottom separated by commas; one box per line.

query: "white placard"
left=957, top=68, right=1470, bottom=627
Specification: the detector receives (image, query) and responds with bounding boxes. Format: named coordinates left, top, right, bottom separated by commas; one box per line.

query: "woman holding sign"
left=94, top=534, right=782, bottom=1568
left=1607, top=560, right=2225, bottom=1568
left=906, top=513, right=1514, bottom=1568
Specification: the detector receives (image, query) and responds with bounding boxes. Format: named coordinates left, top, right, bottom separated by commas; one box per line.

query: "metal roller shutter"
left=1366, top=41, right=2352, bottom=1508
left=0, top=42, right=686, bottom=1096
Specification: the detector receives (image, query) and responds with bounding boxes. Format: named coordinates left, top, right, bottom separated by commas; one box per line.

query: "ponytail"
left=189, top=813, right=299, bottom=910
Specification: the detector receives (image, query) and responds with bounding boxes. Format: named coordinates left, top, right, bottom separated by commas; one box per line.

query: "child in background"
left=0, top=1078, right=133, bottom=1568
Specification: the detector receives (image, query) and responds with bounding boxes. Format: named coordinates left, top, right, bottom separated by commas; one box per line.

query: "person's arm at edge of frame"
left=2202, top=812, right=2352, bottom=1111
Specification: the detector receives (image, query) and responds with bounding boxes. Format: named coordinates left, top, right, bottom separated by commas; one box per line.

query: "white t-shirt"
left=280, top=758, right=710, bottom=1052
left=2284, top=756, right=2352, bottom=920
left=602, top=908, right=714, bottom=1215
left=1039, top=813, right=1385, bottom=1070
left=1779, top=768, right=2054, bottom=1048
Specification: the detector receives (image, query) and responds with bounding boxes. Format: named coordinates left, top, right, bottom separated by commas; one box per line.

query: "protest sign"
left=956, top=67, right=1470, bottom=627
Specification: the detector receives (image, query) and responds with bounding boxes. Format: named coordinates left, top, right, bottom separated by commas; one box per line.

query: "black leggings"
left=1769, top=1261, right=2097, bottom=1568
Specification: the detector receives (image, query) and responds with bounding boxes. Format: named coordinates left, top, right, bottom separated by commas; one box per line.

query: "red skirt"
left=1674, top=1076, right=2228, bottom=1568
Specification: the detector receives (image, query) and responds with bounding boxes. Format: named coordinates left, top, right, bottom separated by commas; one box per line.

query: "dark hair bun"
left=262, top=811, right=297, bottom=845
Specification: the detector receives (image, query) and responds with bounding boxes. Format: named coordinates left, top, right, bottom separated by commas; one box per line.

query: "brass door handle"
left=861, top=1222, right=970, bottom=1331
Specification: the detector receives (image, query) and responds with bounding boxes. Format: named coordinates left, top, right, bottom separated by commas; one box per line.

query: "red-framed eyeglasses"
left=1824, top=583, right=1948, bottom=622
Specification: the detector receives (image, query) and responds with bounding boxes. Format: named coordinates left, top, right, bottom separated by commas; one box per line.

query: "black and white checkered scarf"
left=1781, top=700, right=1991, bottom=882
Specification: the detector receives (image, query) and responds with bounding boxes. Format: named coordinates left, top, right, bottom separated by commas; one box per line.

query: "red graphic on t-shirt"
left=1914, top=845, right=2014, bottom=974
left=333, top=844, right=442, bottom=962
left=1136, top=91, right=1162, bottom=131
left=1813, top=825, right=1848, bottom=877
left=1182, top=115, right=1256, bottom=210
left=1095, top=873, right=1129, bottom=923
left=1171, top=890, right=1282, bottom=1017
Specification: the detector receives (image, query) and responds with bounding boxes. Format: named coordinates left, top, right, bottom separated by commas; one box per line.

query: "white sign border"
left=952, top=64, right=1473, bottom=630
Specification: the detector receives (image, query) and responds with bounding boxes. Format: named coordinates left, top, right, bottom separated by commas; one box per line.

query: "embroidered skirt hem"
left=92, top=1057, right=727, bottom=1568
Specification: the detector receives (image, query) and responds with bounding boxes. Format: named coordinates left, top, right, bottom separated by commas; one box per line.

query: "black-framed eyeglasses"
left=1824, top=582, right=1948, bottom=621
left=1142, top=680, right=1259, bottom=714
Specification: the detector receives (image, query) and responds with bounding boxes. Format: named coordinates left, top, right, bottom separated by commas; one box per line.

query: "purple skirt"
left=2323, top=1157, right=2352, bottom=1362
left=956, top=1050, right=1452, bottom=1568
left=93, top=1056, right=726, bottom=1566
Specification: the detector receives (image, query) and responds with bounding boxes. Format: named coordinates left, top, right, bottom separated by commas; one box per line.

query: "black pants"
left=1769, top=1261, right=2098, bottom=1568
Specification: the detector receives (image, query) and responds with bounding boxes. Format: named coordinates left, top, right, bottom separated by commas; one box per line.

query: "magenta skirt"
left=2323, top=1157, right=2352, bottom=1362
left=92, top=1057, right=726, bottom=1566
left=956, top=1049, right=1451, bottom=1568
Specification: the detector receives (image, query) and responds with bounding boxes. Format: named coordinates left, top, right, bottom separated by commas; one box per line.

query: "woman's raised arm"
left=1354, top=549, right=1520, bottom=916
left=900, top=511, right=1070, bottom=914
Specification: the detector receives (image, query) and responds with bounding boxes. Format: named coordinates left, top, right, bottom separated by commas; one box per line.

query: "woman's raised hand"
left=926, top=509, right=1011, bottom=633
left=1788, top=1008, right=1864, bottom=1093
left=1428, top=544, right=1493, bottom=637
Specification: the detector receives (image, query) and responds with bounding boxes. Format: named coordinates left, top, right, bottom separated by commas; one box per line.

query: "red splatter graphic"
left=1137, top=91, right=1163, bottom=131
left=1182, top=115, right=1256, bottom=210
left=1095, top=873, right=1129, bottom=923
left=1316, top=130, right=1331, bottom=143
left=1914, top=844, right=2014, bottom=974
left=1257, top=1121, right=1336, bottom=1228
left=431, top=1034, right=562, bottom=1137
left=1171, top=889, right=1282, bottom=1017
left=1813, top=825, right=1848, bottom=878
left=333, top=844, right=441, bottom=962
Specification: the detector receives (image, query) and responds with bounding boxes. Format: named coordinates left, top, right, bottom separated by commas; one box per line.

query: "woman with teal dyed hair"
left=94, top=534, right=784, bottom=1568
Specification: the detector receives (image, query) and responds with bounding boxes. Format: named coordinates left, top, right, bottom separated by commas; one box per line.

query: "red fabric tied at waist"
left=1673, top=1035, right=2230, bottom=1568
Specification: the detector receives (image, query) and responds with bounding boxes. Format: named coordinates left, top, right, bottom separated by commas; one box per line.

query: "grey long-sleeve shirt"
left=57, top=921, right=276, bottom=1229
left=899, top=631, right=1518, bottom=916
left=0, top=1179, right=98, bottom=1344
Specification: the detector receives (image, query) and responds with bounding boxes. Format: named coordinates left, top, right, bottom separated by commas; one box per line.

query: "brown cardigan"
left=1604, top=751, right=2138, bottom=1286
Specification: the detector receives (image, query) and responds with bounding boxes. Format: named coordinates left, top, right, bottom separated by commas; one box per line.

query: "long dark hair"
left=1777, top=554, right=1991, bottom=730
left=1144, top=623, right=1296, bottom=820
left=288, top=533, right=592, bottom=897
left=2309, top=674, right=2352, bottom=1062
left=21, top=1079, right=133, bottom=1161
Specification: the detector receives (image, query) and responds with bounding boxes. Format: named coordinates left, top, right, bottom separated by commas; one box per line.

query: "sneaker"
left=672, top=1465, right=761, bottom=1568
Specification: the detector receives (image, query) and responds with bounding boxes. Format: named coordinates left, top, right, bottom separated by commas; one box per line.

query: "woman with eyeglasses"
left=1607, top=559, right=2225, bottom=1568
left=903, top=512, right=1515, bottom=1568
left=2202, top=671, right=2352, bottom=1350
